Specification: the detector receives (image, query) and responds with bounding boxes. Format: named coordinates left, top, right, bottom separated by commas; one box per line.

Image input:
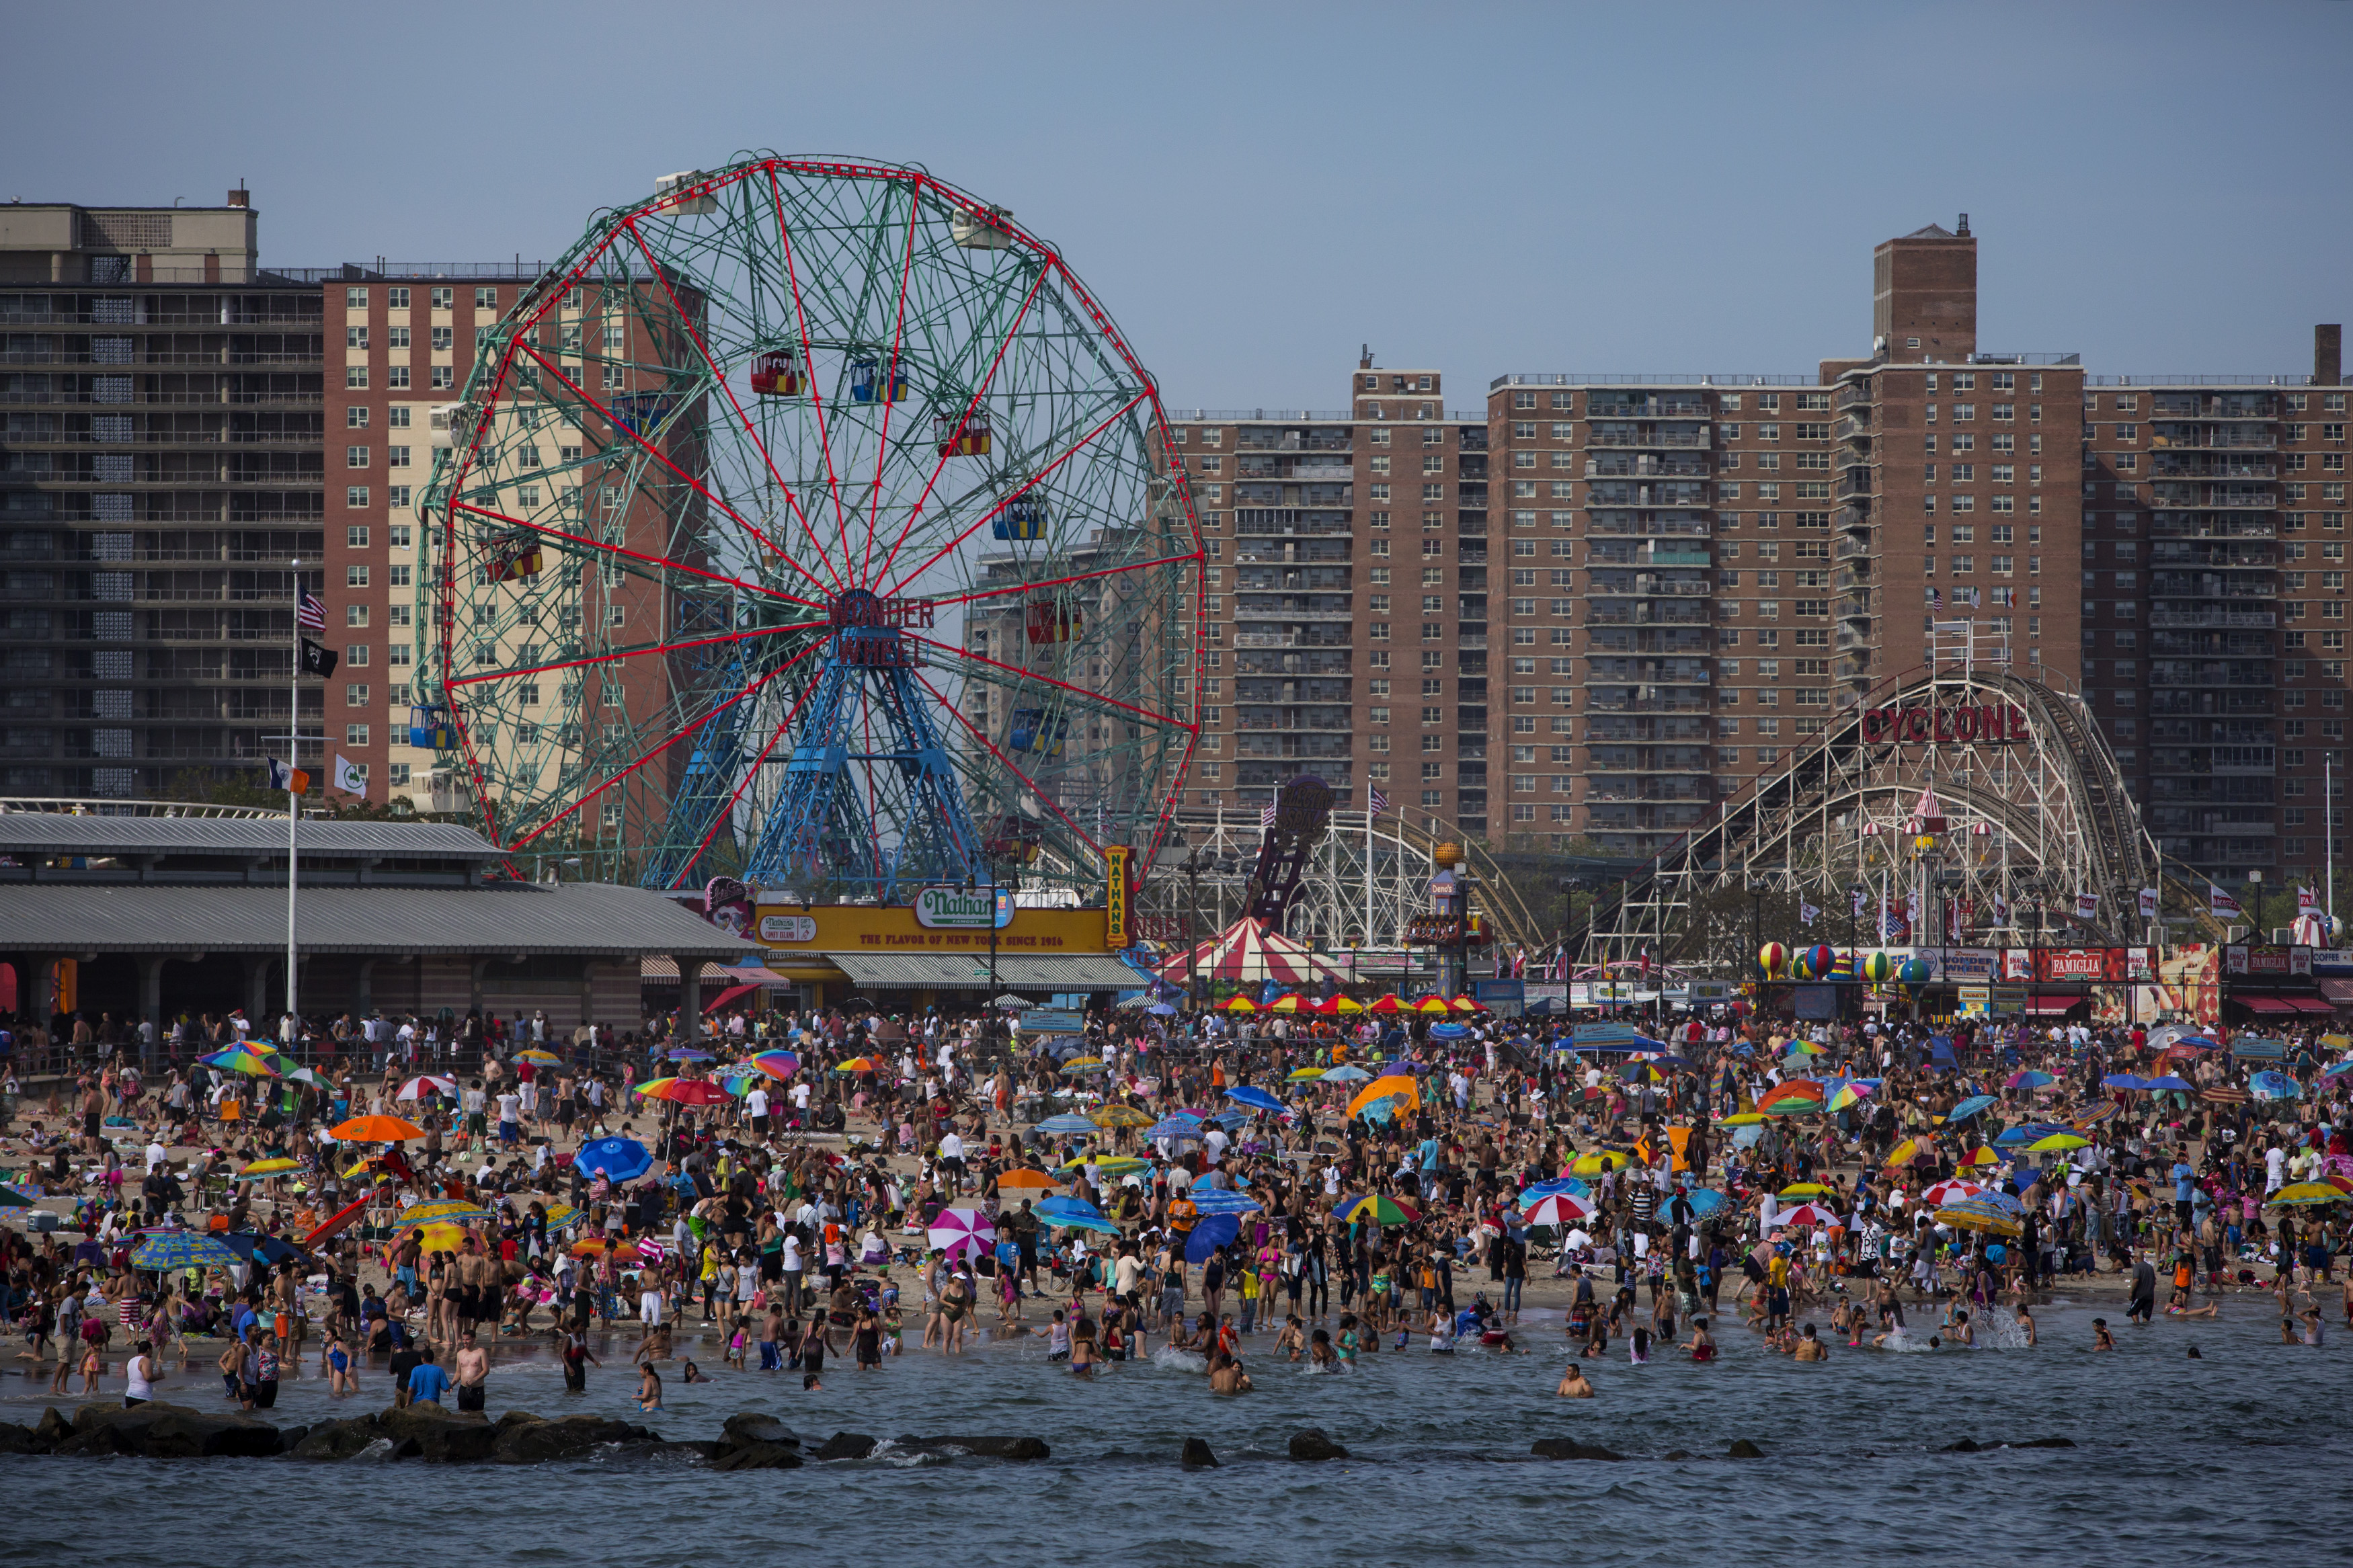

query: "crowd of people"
left=3, top=995, right=2348, bottom=1417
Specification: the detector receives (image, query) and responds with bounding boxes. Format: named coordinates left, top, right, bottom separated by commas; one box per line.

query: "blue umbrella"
left=1429, top=1022, right=1470, bottom=1040
left=1036, top=1114, right=1099, bottom=1136
left=1209, top=1108, right=1251, bottom=1131
left=0, top=1185, right=34, bottom=1208
left=1321, top=1064, right=1371, bottom=1083
left=2100, top=1073, right=2149, bottom=1090
left=1148, top=1002, right=1179, bottom=1016
left=130, top=1233, right=241, bottom=1271
left=665, top=1047, right=716, bottom=1063
left=572, top=1136, right=653, bottom=1182
left=1226, top=1085, right=1283, bottom=1114
left=1518, top=1177, right=1591, bottom=1202
left=1036, top=1195, right=1105, bottom=1224
left=1676, top=1188, right=1730, bottom=1219
left=1185, top=1213, right=1240, bottom=1262
left=1147, top=1118, right=1207, bottom=1141
left=2144, top=1075, right=2194, bottom=1093
left=1994, top=1123, right=2067, bottom=1146
left=1948, top=1094, right=1999, bottom=1124
left=2249, top=1070, right=2301, bottom=1101
left=1189, top=1190, right=1263, bottom=1216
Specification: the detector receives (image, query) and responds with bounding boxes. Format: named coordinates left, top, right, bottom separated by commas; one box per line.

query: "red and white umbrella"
left=926, top=1206, right=996, bottom=1263
left=1917, top=1178, right=1987, bottom=1206
left=1521, top=1192, right=1598, bottom=1227
left=1152, top=916, right=1352, bottom=986
left=395, top=1075, right=458, bottom=1102
left=1771, top=1202, right=1837, bottom=1228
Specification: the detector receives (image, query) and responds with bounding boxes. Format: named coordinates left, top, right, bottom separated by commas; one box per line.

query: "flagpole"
left=2329, top=754, right=2336, bottom=928
left=1364, top=787, right=1374, bottom=946
left=287, top=554, right=301, bottom=1029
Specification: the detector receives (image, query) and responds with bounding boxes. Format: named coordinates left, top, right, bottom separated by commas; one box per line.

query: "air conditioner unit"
left=654, top=171, right=717, bottom=215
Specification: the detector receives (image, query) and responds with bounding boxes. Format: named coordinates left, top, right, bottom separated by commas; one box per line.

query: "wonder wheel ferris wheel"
left=423, top=154, right=1204, bottom=901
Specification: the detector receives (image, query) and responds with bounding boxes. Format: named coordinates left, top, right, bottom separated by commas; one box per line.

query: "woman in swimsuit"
left=321, top=1331, right=356, bottom=1395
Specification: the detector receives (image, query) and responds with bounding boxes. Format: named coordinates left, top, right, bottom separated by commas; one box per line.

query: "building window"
left=346, top=565, right=369, bottom=588
left=346, top=366, right=368, bottom=388
left=346, top=604, right=369, bottom=628
left=346, top=487, right=370, bottom=509
left=346, top=446, right=369, bottom=469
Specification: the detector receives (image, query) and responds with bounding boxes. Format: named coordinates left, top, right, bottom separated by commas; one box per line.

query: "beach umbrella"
left=1777, top=1182, right=1833, bottom=1199
left=1720, top=1112, right=1766, bottom=1126
left=2321, top=1059, right=2353, bottom=1081
left=995, top=1169, right=1058, bottom=1192
left=1035, top=1114, right=1099, bottom=1136
left=1827, top=1079, right=1877, bottom=1112
left=396, top=1199, right=493, bottom=1229
left=1339, top=1194, right=1419, bottom=1226
left=1771, top=1202, right=1835, bottom=1228
left=235, top=1157, right=300, bottom=1180
left=1189, top=1189, right=1263, bottom=1216
left=1960, top=1145, right=2000, bottom=1166
left=1367, top=994, right=1406, bottom=1013
left=395, top=1075, right=457, bottom=1102
left=2143, top=1075, right=2194, bottom=1094
left=1092, top=1104, right=1154, bottom=1130
left=1146, top=1118, right=1207, bottom=1141
left=2028, top=1132, right=2090, bottom=1153
left=329, top=1114, right=424, bottom=1143
left=2266, top=1182, right=2347, bottom=1208
left=1332, top=995, right=1366, bottom=1014
left=927, top=1206, right=996, bottom=1263
left=1223, top=996, right=1257, bottom=1014
left=201, top=1047, right=280, bottom=1077
left=1227, top=1085, right=1284, bottom=1114
left=1760, top=1091, right=1822, bottom=1118
left=1520, top=1177, right=1592, bottom=1203
left=130, top=1233, right=241, bottom=1271
left=746, top=1051, right=801, bottom=1081
left=1037, top=1195, right=1104, bottom=1225
left=0, top=1185, right=34, bottom=1208
left=1934, top=1199, right=2024, bottom=1238
left=515, top=1049, right=563, bottom=1065
left=832, top=1057, right=880, bottom=1075
left=1148, top=1002, right=1180, bottom=1017
left=2197, top=1085, right=2251, bottom=1106
left=1184, top=1213, right=1241, bottom=1262
left=1430, top=1022, right=1472, bottom=1042
left=1414, top=997, right=1452, bottom=1015
left=1058, top=1154, right=1148, bottom=1175
left=1917, top=1179, right=1987, bottom=1205
left=2249, top=1071, right=2301, bottom=1101
left=1521, top=1192, right=1598, bottom=1227
left=1879, top=1137, right=1925, bottom=1168
left=2100, top=1073, right=2150, bottom=1091
left=2005, top=1069, right=2056, bottom=1090
left=571, top=1238, right=658, bottom=1262
left=1947, top=1094, right=1998, bottom=1124
left=1062, top=1056, right=1110, bottom=1075
left=1265, top=994, right=1305, bottom=1013
left=572, top=1137, right=653, bottom=1182
left=1286, top=1067, right=1326, bottom=1082
left=2071, top=1102, right=2122, bottom=1126
left=1347, top=1075, right=1421, bottom=1119
left=1322, top=1064, right=1371, bottom=1083
left=1995, top=1123, right=2066, bottom=1146
left=664, top=1046, right=716, bottom=1063
left=1449, top=995, right=1484, bottom=1013
left=636, top=1077, right=729, bottom=1107
left=1569, top=1151, right=1632, bottom=1175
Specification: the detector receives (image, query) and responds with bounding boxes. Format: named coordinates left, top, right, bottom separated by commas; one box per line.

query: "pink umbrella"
left=926, top=1206, right=997, bottom=1262
left=1521, top=1192, right=1598, bottom=1227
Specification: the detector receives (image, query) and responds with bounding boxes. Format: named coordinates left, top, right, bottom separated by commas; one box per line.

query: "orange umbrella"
left=329, top=1114, right=424, bottom=1143
left=1413, top=997, right=1451, bottom=1015
left=1367, top=995, right=1407, bottom=1014
left=571, top=1239, right=655, bottom=1262
left=1347, top=1073, right=1422, bottom=1119
left=996, top=1169, right=1058, bottom=1191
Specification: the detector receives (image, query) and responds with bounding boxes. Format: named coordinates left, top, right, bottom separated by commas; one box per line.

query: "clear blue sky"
left=14, top=2, right=2350, bottom=405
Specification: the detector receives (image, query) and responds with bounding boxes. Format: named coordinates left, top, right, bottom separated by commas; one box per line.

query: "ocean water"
left=3, top=1298, right=2343, bottom=1567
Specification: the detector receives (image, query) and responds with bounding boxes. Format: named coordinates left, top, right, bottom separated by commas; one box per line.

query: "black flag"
left=301, top=637, right=339, bottom=677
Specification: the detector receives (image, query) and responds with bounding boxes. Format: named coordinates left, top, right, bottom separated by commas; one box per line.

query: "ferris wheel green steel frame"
left=422, top=154, right=1205, bottom=900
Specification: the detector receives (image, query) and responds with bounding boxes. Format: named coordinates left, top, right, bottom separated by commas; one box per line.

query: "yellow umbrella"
left=1092, top=1104, right=1153, bottom=1129
left=1346, top=1074, right=1421, bottom=1120
left=1287, top=1067, right=1326, bottom=1081
left=1413, top=997, right=1451, bottom=1015
left=1570, top=1151, right=1632, bottom=1175
left=1058, top=1154, right=1148, bottom=1174
left=237, top=1157, right=300, bottom=1179
left=329, top=1114, right=425, bottom=1143
left=2028, top=1132, right=2090, bottom=1153
left=1719, top=1112, right=1766, bottom=1126
left=1331, top=995, right=1365, bottom=1014
left=1224, top=996, right=1257, bottom=1014
left=1267, top=994, right=1304, bottom=1013
left=1880, top=1137, right=1925, bottom=1168
left=1778, top=1182, right=1832, bottom=1198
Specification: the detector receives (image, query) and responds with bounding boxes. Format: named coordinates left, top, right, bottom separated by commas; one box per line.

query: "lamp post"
left=966, top=852, right=1003, bottom=1049
left=1433, top=840, right=1467, bottom=999
left=1846, top=881, right=1864, bottom=1018
left=2245, top=867, right=2264, bottom=944
left=1183, top=847, right=1207, bottom=1015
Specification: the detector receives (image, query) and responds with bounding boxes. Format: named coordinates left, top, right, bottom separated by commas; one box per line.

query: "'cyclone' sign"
left=1860, top=703, right=2028, bottom=745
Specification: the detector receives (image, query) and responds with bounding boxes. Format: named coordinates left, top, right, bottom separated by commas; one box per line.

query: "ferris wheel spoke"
left=765, top=167, right=855, bottom=545
left=912, top=666, right=1103, bottom=860
left=502, top=641, right=817, bottom=856
left=918, top=549, right=1205, bottom=614
left=869, top=261, right=1053, bottom=591
left=510, top=342, right=838, bottom=601
left=912, top=634, right=1191, bottom=733
left=621, top=218, right=822, bottom=569
left=852, top=178, right=928, bottom=587
left=880, top=386, right=1152, bottom=600
left=445, top=621, right=823, bottom=692
left=446, top=499, right=822, bottom=612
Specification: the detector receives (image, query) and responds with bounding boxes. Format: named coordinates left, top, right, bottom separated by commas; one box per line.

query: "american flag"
left=297, top=592, right=326, bottom=631
left=1368, top=784, right=1389, bottom=817
left=1261, top=784, right=1280, bottom=829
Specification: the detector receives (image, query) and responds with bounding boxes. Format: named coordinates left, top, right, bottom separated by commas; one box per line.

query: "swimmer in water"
left=1950, top=1311, right=1974, bottom=1348
left=2093, top=1317, right=2115, bottom=1352
left=1683, top=1317, right=1716, bottom=1363
left=1792, top=1323, right=1829, bottom=1362
left=1207, top=1348, right=1253, bottom=1394
left=1556, top=1361, right=1595, bottom=1398
left=636, top=1362, right=662, bottom=1412
left=1308, top=1328, right=1337, bottom=1370
left=2013, top=1304, right=2036, bottom=1346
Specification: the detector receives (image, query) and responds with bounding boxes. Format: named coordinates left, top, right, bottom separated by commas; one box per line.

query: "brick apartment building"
left=1168, top=218, right=2345, bottom=888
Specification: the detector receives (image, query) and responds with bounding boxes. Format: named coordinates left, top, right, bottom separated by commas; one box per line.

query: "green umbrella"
left=0, top=1185, right=35, bottom=1208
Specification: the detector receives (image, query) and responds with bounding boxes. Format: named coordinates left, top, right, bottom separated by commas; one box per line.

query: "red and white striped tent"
left=1152, top=917, right=1351, bottom=987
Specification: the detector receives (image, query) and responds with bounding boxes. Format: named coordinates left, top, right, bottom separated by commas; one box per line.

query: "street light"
left=2245, top=868, right=2264, bottom=942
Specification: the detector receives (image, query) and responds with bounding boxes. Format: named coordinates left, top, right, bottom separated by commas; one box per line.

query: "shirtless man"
left=453, top=1329, right=489, bottom=1413
left=1207, top=1348, right=1253, bottom=1394
left=1556, top=1361, right=1595, bottom=1398
left=456, top=1245, right=493, bottom=1338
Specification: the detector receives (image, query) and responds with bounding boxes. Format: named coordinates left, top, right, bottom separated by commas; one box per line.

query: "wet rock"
left=709, top=1440, right=805, bottom=1471
left=0, top=1423, right=38, bottom=1455
left=898, top=1434, right=1051, bottom=1460
left=1944, top=1438, right=1983, bottom=1453
left=1181, top=1437, right=1219, bottom=1469
left=1727, top=1439, right=1767, bottom=1459
left=274, top=1425, right=311, bottom=1456
left=721, top=1413, right=801, bottom=1448
left=50, top=1425, right=138, bottom=1456
left=1531, top=1438, right=1624, bottom=1461
left=495, top=1415, right=659, bottom=1464
left=1665, top=1450, right=1691, bottom=1461
left=1287, top=1428, right=1349, bottom=1462
left=812, top=1432, right=878, bottom=1461
left=33, top=1409, right=72, bottom=1450
left=373, top=1403, right=497, bottom=1463
left=67, top=1402, right=280, bottom=1458
left=292, top=1418, right=388, bottom=1461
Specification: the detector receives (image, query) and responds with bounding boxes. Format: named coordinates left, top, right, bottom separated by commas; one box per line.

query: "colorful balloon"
left=1897, top=957, right=1932, bottom=986
left=1862, top=952, right=1894, bottom=984
left=1804, top=944, right=1837, bottom=980
left=1758, top=942, right=1787, bottom=978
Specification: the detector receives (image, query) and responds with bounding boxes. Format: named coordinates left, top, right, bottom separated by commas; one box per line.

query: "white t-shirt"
left=745, top=1088, right=770, bottom=1118
left=495, top=1093, right=520, bottom=1124
left=125, top=1352, right=156, bottom=1401
left=781, top=1235, right=804, bottom=1273
left=939, top=1132, right=965, bottom=1162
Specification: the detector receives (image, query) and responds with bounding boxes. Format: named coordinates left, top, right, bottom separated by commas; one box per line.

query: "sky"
left=13, top=1, right=2352, bottom=408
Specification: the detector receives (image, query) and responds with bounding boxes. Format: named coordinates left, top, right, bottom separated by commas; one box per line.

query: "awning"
left=825, top=951, right=1144, bottom=991
left=2319, top=979, right=2353, bottom=1005
left=2236, top=995, right=2297, bottom=1014
left=2025, top=998, right=2081, bottom=1015
left=2287, top=997, right=2337, bottom=1015
left=702, top=983, right=761, bottom=1014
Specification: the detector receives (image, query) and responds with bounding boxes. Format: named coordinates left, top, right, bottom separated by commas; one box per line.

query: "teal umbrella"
left=130, top=1233, right=241, bottom=1271
left=0, top=1185, right=35, bottom=1208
